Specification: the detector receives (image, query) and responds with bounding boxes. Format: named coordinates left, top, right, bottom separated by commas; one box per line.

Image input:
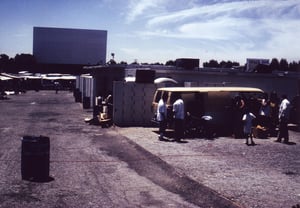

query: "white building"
left=33, top=27, right=107, bottom=65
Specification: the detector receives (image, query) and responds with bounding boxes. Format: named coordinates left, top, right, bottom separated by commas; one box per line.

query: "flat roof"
left=157, top=87, right=263, bottom=92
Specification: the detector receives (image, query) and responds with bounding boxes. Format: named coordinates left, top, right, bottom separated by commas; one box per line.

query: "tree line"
left=166, top=58, right=300, bottom=72
left=0, top=53, right=36, bottom=73
left=201, top=58, right=300, bottom=72
left=1, top=53, right=300, bottom=73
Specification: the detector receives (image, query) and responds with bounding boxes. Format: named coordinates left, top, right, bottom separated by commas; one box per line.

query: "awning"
left=0, top=73, right=21, bottom=79
left=42, top=74, right=76, bottom=80
left=0, top=75, right=12, bottom=81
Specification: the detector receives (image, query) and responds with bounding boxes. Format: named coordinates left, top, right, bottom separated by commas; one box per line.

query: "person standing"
left=259, top=98, right=271, bottom=132
left=242, top=107, right=256, bottom=145
left=269, top=91, right=280, bottom=136
left=276, top=95, right=290, bottom=143
left=157, top=93, right=168, bottom=140
left=54, top=82, right=60, bottom=94
left=173, top=93, right=185, bottom=142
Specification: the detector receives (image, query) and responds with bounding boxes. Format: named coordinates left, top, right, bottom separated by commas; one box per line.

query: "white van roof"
left=157, top=87, right=263, bottom=93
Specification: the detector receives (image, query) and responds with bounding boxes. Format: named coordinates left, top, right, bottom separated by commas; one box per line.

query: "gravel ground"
left=0, top=91, right=299, bottom=208
left=117, top=127, right=300, bottom=208
left=0, top=91, right=240, bottom=208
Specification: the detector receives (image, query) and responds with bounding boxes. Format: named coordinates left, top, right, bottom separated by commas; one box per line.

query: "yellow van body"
left=152, top=87, right=265, bottom=135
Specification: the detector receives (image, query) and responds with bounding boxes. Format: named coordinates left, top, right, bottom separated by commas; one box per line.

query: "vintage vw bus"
left=151, top=87, right=265, bottom=136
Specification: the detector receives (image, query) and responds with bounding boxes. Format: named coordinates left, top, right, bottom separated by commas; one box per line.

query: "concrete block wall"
left=113, top=81, right=157, bottom=127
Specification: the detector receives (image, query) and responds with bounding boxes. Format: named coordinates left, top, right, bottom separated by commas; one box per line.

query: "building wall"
left=113, top=82, right=157, bottom=127
left=33, top=27, right=107, bottom=65
left=90, top=66, right=126, bottom=100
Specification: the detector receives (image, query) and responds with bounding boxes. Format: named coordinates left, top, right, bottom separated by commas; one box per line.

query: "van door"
left=206, top=91, right=232, bottom=128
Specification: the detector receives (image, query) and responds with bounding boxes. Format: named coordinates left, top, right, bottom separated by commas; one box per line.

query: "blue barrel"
left=21, top=136, right=50, bottom=182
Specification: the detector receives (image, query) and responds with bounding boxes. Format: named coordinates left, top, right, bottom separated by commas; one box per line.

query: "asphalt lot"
left=0, top=90, right=299, bottom=208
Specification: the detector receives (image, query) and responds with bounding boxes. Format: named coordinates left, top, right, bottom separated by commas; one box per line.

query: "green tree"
left=219, top=60, right=226, bottom=68
left=0, top=54, right=9, bottom=63
left=220, top=60, right=234, bottom=68
left=14, top=53, right=36, bottom=67
left=107, top=59, right=116, bottom=65
left=279, top=58, right=289, bottom=71
left=232, top=61, right=240, bottom=67
left=165, top=60, right=175, bottom=66
left=119, top=61, right=127, bottom=65
left=289, top=61, right=300, bottom=72
left=208, top=59, right=219, bottom=68
left=0, top=54, right=11, bottom=72
left=269, top=58, right=279, bottom=71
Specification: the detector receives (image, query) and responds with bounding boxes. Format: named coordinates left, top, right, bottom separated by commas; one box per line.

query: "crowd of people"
left=156, top=91, right=294, bottom=145
left=225, top=91, right=293, bottom=145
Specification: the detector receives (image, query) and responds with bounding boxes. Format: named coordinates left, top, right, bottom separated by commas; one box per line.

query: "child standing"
left=242, top=108, right=256, bottom=145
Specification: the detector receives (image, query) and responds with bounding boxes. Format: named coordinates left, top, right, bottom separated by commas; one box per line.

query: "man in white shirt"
left=276, top=94, right=290, bottom=143
left=173, top=93, right=185, bottom=142
left=157, top=93, right=168, bottom=140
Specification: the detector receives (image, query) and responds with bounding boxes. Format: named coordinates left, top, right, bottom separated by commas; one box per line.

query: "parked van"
left=151, top=87, right=265, bottom=136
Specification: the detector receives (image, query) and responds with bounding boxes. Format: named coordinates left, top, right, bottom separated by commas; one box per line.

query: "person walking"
left=276, top=95, right=290, bottom=143
left=242, top=107, right=256, bottom=145
left=157, top=93, right=168, bottom=140
left=173, top=93, right=185, bottom=142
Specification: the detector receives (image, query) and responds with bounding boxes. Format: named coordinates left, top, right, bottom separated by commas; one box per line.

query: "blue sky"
left=0, top=0, right=299, bottom=65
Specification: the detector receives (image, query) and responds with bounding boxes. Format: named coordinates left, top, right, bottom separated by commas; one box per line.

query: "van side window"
left=185, top=92, right=205, bottom=117
left=203, top=92, right=228, bottom=112
left=155, top=91, right=162, bottom=102
left=170, top=92, right=180, bottom=104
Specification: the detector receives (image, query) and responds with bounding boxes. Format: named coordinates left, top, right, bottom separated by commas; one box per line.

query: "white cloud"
left=134, top=1, right=298, bottom=50
left=125, top=0, right=169, bottom=23
left=120, top=47, right=140, bottom=55
left=119, top=0, right=300, bottom=63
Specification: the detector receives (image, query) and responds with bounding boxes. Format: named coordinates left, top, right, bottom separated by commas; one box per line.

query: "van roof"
left=157, top=87, right=264, bottom=93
